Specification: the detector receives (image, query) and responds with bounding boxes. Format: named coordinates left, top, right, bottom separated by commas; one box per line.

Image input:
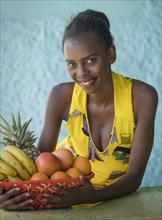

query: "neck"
left=88, top=74, right=114, bottom=107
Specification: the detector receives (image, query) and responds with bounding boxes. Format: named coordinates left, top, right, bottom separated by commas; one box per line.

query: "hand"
left=42, top=175, right=96, bottom=209
left=0, top=186, right=34, bottom=210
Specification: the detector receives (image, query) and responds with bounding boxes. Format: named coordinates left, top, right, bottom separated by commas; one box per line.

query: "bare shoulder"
left=133, top=79, right=158, bottom=101
left=50, top=82, right=74, bottom=100
left=48, top=82, right=75, bottom=120
left=132, top=79, right=158, bottom=119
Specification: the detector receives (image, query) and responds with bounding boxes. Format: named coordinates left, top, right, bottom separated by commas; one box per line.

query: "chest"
left=87, top=104, right=114, bottom=152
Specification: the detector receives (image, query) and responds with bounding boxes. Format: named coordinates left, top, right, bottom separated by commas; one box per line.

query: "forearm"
left=81, top=173, right=141, bottom=204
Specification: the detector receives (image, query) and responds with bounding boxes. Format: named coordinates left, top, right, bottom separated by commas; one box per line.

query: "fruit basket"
left=0, top=172, right=94, bottom=210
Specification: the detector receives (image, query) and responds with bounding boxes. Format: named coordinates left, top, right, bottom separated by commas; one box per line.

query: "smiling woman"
left=0, top=7, right=159, bottom=210
left=64, top=36, right=113, bottom=93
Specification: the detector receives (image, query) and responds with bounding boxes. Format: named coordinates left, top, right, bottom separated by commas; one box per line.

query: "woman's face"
left=63, top=33, right=114, bottom=94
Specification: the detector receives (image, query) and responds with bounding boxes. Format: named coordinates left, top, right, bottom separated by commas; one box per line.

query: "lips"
left=79, top=78, right=97, bottom=89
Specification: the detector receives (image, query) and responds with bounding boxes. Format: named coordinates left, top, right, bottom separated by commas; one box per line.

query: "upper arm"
left=127, top=82, right=158, bottom=184
left=37, top=83, right=74, bottom=152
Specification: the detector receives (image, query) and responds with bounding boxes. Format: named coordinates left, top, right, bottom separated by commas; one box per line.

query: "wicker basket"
left=0, top=172, right=94, bottom=209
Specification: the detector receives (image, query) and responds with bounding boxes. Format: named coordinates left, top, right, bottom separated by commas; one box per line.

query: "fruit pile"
left=0, top=147, right=92, bottom=182
left=32, top=149, right=91, bottom=181
left=0, top=112, right=94, bottom=209
left=0, top=112, right=92, bottom=182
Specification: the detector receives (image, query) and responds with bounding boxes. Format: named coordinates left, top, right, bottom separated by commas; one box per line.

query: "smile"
left=81, top=79, right=94, bottom=85
left=79, top=78, right=97, bottom=89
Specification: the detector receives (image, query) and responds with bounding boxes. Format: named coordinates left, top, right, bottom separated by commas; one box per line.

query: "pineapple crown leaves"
left=11, top=111, right=21, bottom=132
left=0, top=112, right=37, bottom=148
left=0, top=111, right=21, bottom=133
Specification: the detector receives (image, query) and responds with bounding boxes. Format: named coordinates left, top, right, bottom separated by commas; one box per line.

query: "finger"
left=47, top=203, right=69, bottom=209
left=80, top=175, right=91, bottom=186
left=2, top=192, right=31, bottom=208
left=46, top=196, right=71, bottom=209
left=43, top=193, right=63, bottom=203
left=0, top=186, right=3, bottom=194
left=52, top=186, right=68, bottom=196
left=0, top=187, right=20, bottom=204
left=4, top=199, right=34, bottom=211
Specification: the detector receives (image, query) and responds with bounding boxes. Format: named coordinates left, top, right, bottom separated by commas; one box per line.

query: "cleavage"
left=87, top=109, right=114, bottom=152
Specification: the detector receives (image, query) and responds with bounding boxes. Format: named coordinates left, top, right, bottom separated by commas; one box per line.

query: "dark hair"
left=62, top=9, right=114, bottom=50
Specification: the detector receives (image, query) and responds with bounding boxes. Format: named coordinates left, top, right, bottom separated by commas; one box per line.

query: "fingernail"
left=25, top=192, right=30, bottom=197
left=43, top=193, right=49, bottom=197
left=28, top=199, right=33, bottom=204
left=15, top=187, right=20, bottom=191
left=80, top=175, right=84, bottom=182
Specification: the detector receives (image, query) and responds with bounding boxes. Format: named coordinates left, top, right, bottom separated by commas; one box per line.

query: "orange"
left=52, top=148, right=74, bottom=170
left=72, top=156, right=91, bottom=176
left=30, top=172, right=49, bottom=181
left=66, top=167, right=81, bottom=178
left=50, top=171, right=70, bottom=180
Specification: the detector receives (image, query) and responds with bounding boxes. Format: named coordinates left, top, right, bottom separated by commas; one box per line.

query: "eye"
left=87, top=58, right=96, bottom=64
left=67, top=62, right=77, bottom=70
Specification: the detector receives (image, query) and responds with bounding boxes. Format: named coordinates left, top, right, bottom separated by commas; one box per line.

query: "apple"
left=52, top=148, right=74, bottom=170
left=35, top=152, right=62, bottom=177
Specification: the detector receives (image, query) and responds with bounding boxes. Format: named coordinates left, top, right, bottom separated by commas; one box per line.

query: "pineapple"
left=0, top=111, right=40, bottom=162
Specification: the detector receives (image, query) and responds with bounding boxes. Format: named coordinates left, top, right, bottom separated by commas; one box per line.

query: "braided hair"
left=62, top=9, right=114, bottom=50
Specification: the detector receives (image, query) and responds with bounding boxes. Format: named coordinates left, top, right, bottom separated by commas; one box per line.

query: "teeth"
left=82, top=79, right=93, bottom=85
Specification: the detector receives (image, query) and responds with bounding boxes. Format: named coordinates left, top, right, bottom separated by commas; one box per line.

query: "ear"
left=108, top=45, right=116, bottom=64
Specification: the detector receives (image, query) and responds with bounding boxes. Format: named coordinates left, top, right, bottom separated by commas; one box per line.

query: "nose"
left=77, top=64, right=89, bottom=77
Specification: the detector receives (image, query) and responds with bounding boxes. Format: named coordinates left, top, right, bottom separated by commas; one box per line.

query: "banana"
left=0, top=150, right=31, bottom=180
left=7, top=175, right=23, bottom=182
left=0, top=172, right=6, bottom=180
left=0, top=159, right=17, bottom=176
left=4, top=145, right=37, bottom=175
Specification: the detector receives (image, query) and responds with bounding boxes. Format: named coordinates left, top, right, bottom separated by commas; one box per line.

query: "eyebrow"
left=65, top=53, right=99, bottom=62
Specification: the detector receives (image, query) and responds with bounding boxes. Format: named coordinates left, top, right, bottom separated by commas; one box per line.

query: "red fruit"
left=52, top=148, right=74, bottom=170
left=35, top=152, right=62, bottom=177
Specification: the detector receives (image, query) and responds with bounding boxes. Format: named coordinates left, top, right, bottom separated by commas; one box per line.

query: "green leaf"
left=11, top=113, right=17, bottom=132
left=0, top=124, right=12, bottom=134
left=0, top=130, right=11, bottom=138
left=17, top=111, right=21, bottom=130
left=3, top=137, right=15, bottom=144
left=0, top=115, right=11, bottom=130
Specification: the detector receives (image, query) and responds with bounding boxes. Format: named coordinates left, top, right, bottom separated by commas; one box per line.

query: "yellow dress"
left=56, top=71, right=135, bottom=189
